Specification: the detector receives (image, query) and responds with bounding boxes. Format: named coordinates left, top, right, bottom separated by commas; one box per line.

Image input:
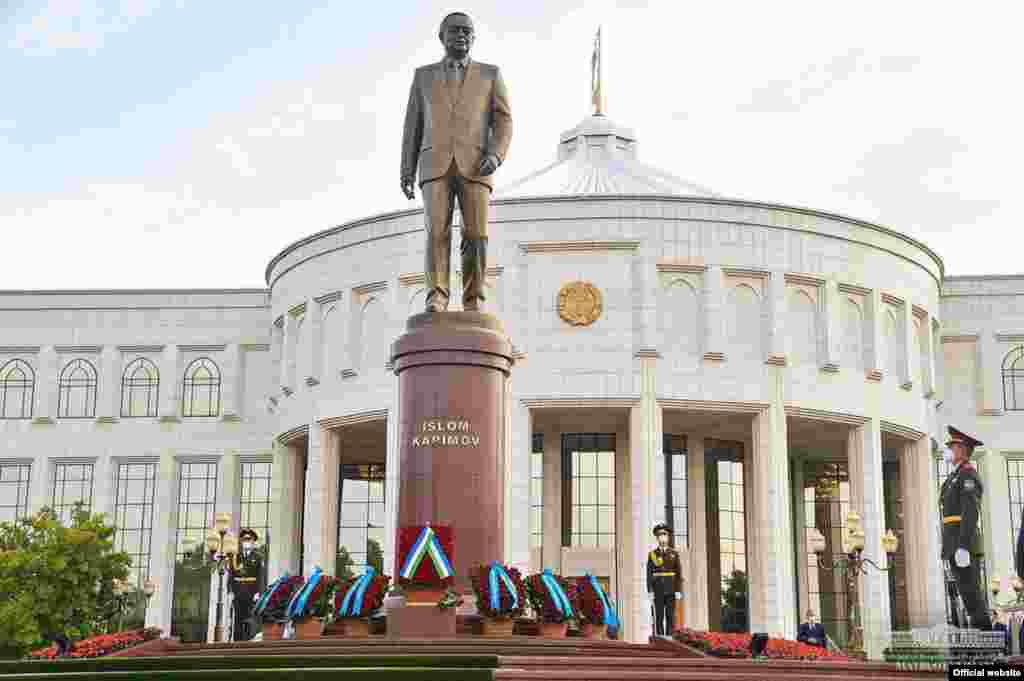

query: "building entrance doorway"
left=705, top=440, right=748, bottom=632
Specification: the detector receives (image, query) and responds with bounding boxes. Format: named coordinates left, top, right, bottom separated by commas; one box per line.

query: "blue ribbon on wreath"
left=488, top=562, right=519, bottom=613
left=586, top=571, right=619, bottom=628
left=286, top=566, right=322, bottom=619
left=337, top=567, right=376, bottom=618
left=254, top=573, right=289, bottom=617
left=540, top=568, right=574, bottom=619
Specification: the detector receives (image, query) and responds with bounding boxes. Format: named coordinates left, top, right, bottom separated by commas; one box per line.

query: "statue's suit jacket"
left=401, top=59, right=512, bottom=190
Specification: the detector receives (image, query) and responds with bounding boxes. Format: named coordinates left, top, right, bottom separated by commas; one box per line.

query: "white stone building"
left=1, top=110, right=1021, bottom=656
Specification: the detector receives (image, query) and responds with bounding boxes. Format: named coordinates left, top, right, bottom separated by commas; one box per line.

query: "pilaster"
left=931, top=320, right=943, bottom=403
left=977, top=449, right=1013, bottom=589
left=848, top=419, right=892, bottom=658
left=32, top=345, right=57, bottom=424
left=900, top=301, right=915, bottom=390
left=305, top=298, right=323, bottom=387
left=507, top=395, right=531, bottom=575
left=97, top=346, right=120, bottom=422
left=158, top=345, right=182, bottom=422
left=384, top=396, right=401, bottom=576
left=207, top=451, right=239, bottom=642
left=92, top=452, right=116, bottom=523
left=28, top=456, right=51, bottom=515
left=268, top=441, right=300, bottom=580
left=766, top=270, right=787, bottom=364
left=280, top=314, right=296, bottom=396
left=791, top=455, right=809, bottom=620
left=629, top=405, right=653, bottom=644
left=685, top=435, right=709, bottom=631
left=978, top=334, right=1004, bottom=415
left=865, top=290, right=884, bottom=382
left=542, top=424, right=561, bottom=571
left=220, top=343, right=243, bottom=421
left=900, top=438, right=943, bottom=627
left=301, top=425, right=330, bottom=576
left=145, top=451, right=177, bottom=633
left=702, top=265, right=726, bottom=361
left=821, top=279, right=841, bottom=372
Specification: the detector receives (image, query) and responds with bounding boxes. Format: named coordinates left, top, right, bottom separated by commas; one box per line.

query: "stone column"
left=97, top=346, right=120, bottom=422
left=865, top=291, right=884, bottom=381
left=791, top=455, right=809, bottom=619
left=977, top=334, right=1004, bottom=415
left=92, top=452, right=116, bottom=524
left=899, top=302, right=915, bottom=390
left=280, top=315, right=296, bottom=395
left=28, top=455, right=51, bottom=515
left=158, top=345, right=182, bottom=422
left=32, top=345, right=57, bottom=424
left=302, top=425, right=339, bottom=576
left=506, top=395, right=532, bottom=576
left=146, top=451, right=178, bottom=632
left=306, top=298, right=323, bottom=387
left=542, top=423, right=561, bottom=571
left=702, top=266, right=726, bottom=361
left=919, top=312, right=936, bottom=398
left=977, top=449, right=1013, bottom=591
left=271, top=318, right=284, bottom=389
left=220, top=343, right=243, bottom=421
left=685, top=435, right=709, bottom=631
left=821, top=280, right=841, bottom=372
left=749, top=378, right=797, bottom=638
left=384, top=397, right=401, bottom=577
left=766, top=270, right=787, bottom=365
left=848, top=419, right=892, bottom=659
left=207, top=452, right=238, bottom=642
left=899, top=437, right=943, bottom=627
left=924, top=438, right=946, bottom=625
left=931, top=320, right=943, bottom=403
left=268, top=441, right=300, bottom=580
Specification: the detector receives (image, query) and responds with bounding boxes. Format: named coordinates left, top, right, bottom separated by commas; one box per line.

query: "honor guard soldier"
left=647, top=523, right=683, bottom=638
left=940, top=426, right=992, bottom=631
left=228, top=528, right=264, bottom=641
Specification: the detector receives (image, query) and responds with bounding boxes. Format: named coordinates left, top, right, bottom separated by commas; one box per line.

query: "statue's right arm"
left=401, top=73, right=423, bottom=192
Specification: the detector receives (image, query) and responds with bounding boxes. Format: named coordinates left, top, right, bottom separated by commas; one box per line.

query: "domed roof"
left=496, top=113, right=719, bottom=199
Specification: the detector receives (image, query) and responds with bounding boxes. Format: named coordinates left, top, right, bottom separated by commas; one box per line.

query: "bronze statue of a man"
left=400, top=12, right=512, bottom=312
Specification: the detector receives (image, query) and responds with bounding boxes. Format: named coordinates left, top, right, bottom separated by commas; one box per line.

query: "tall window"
left=121, top=358, right=159, bottom=417
left=717, top=459, right=745, bottom=577
left=172, top=462, right=218, bottom=643
left=58, top=358, right=98, bottom=419
left=530, top=434, right=543, bottom=551
left=664, top=434, right=688, bottom=548
left=561, top=433, right=616, bottom=549
left=337, top=463, right=385, bottom=576
left=182, top=357, right=220, bottom=417
left=0, top=463, right=31, bottom=522
left=240, top=461, right=273, bottom=547
left=1008, top=460, right=1024, bottom=548
left=804, top=461, right=850, bottom=646
left=0, top=359, right=34, bottom=419
left=52, top=462, right=94, bottom=525
left=1003, top=346, right=1024, bottom=411
left=114, top=462, right=157, bottom=587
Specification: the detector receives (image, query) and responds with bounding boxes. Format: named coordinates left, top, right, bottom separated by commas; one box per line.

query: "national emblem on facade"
left=558, top=281, right=603, bottom=326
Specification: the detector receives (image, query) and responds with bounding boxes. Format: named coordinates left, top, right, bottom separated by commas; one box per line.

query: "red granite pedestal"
left=389, top=311, right=513, bottom=635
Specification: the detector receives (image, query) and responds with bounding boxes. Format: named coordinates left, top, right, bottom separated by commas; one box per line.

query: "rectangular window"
left=51, top=462, right=94, bottom=525
left=804, top=461, right=850, bottom=647
left=663, top=434, right=688, bottom=548
left=0, top=463, right=31, bottom=523
left=1008, top=460, right=1024, bottom=549
left=114, top=462, right=157, bottom=588
left=337, top=463, right=385, bottom=577
left=240, top=461, right=273, bottom=549
left=530, top=434, right=543, bottom=551
left=561, top=433, right=616, bottom=549
left=172, top=461, right=218, bottom=644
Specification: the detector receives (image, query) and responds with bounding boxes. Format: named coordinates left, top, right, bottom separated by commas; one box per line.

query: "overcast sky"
left=2, top=0, right=1021, bottom=289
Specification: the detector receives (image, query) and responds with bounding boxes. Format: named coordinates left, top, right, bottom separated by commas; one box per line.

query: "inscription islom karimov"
left=411, top=418, right=481, bottom=447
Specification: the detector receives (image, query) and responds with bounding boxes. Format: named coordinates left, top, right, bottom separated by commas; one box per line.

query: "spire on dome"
left=591, top=26, right=604, bottom=116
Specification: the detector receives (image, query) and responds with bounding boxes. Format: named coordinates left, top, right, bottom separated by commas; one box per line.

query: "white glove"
left=253, top=592, right=260, bottom=603
left=954, top=548, right=970, bottom=568
left=648, top=592, right=654, bottom=600
left=674, top=592, right=682, bottom=599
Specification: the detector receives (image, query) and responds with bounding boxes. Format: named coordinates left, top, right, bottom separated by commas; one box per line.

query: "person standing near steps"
left=647, top=523, right=683, bottom=639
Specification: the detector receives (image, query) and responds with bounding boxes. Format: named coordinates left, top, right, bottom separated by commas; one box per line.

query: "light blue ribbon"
left=254, top=573, right=288, bottom=617
left=488, top=562, right=519, bottom=613
left=587, top=572, right=619, bottom=628
left=338, top=567, right=376, bottom=617
left=287, top=566, right=322, bottom=619
left=540, top=568, right=574, bottom=619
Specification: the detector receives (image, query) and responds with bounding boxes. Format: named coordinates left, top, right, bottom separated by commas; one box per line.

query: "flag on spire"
left=591, top=26, right=603, bottom=115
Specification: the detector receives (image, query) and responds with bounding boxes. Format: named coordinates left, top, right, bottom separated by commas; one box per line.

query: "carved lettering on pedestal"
left=411, top=418, right=481, bottom=447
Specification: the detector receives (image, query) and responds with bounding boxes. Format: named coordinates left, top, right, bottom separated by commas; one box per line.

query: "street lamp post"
left=112, top=578, right=128, bottom=633
left=808, top=511, right=900, bottom=661
left=206, top=512, right=237, bottom=643
left=142, top=577, right=157, bottom=626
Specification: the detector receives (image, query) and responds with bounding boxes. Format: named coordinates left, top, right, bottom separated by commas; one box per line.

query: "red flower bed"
left=470, top=563, right=527, bottom=619
left=28, top=628, right=162, bottom=660
left=334, top=573, right=391, bottom=618
left=674, top=628, right=851, bottom=661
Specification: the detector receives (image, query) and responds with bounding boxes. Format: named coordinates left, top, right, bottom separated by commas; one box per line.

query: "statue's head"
left=439, top=12, right=474, bottom=60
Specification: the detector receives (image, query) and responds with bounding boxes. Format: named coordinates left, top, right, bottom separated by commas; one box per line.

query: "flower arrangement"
left=27, top=628, right=161, bottom=660
left=255, top=575, right=304, bottom=623
left=525, top=570, right=577, bottom=624
left=567, top=577, right=605, bottom=625
left=471, top=562, right=527, bottom=619
left=396, top=525, right=455, bottom=589
left=437, top=587, right=464, bottom=610
left=289, top=573, right=339, bottom=620
left=674, top=628, right=851, bottom=661
left=334, top=571, right=391, bottom=619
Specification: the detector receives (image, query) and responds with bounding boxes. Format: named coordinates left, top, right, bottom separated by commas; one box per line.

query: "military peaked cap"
left=652, top=523, right=671, bottom=536
left=239, top=528, right=259, bottom=542
left=946, top=426, right=983, bottom=449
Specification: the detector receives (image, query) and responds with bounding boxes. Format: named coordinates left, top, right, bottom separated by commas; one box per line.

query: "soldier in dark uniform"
left=646, top=522, right=683, bottom=638
left=228, top=528, right=264, bottom=641
left=940, top=426, right=992, bottom=631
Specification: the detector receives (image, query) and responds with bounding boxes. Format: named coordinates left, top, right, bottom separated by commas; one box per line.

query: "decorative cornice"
left=911, top=304, right=928, bottom=320
left=398, top=272, right=426, bottom=287
left=0, top=346, right=40, bottom=354
left=178, top=344, right=227, bottom=353
left=117, top=345, right=165, bottom=354
left=633, top=348, right=661, bottom=359
left=838, top=283, right=871, bottom=297
left=95, top=416, right=117, bottom=424
left=658, top=399, right=769, bottom=413
left=866, top=369, right=883, bottom=382
left=55, top=345, right=102, bottom=354
left=784, top=406, right=868, bottom=426
left=520, top=397, right=640, bottom=409
left=353, top=281, right=388, bottom=295
left=319, top=409, right=388, bottom=430
left=384, top=361, right=394, bottom=372
left=277, top=424, right=309, bottom=445
left=31, top=416, right=54, bottom=425
left=880, top=420, right=926, bottom=441
left=996, top=333, right=1024, bottom=344
left=656, top=263, right=707, bottom=274
left=820, top=362, right=840, bottom=374
left=314, top=291, right=343, bottom=305
left=512, top=350, right=526, bottom=362
left=900, top=380, right=914, bottom=391
left=881, top=292, right=904, bottom=307
left=518, top=240, right=640, bottom=254
left=221, top=413, right=242, bottom=422
left=241, top=343, right=270, bottom=352
left=784, top=273, right=825, bottom=287
left=341, top=369, right=358, bottom=380
left=980, top=408, right=1004, bottom=417
left=702, top=352, right=725, bottom=362
left=941, top=334, right=979, bottom=344
left=486, top=266, right=505, bottom=277
left=288, top=302, right=306, bottom=318
left=158, top=415, right=181, bottom=423
left=174, top=454, right=221, bottom=464
left=0, top=457, right=33, bottom=465
left=765, top=354, right=787, bottom=367
left=722, top=267, right=769, bottom=280
left=49, top=455, right=99, bottom=464
left=305, top=376, right=320, bottom=387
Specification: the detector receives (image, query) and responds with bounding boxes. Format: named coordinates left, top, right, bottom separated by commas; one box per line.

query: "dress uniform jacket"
left=940, top=462, right=984, bottom=559
left=646, top=547, right=683, bottom=596
left=229, top=549, right=264, bottom=641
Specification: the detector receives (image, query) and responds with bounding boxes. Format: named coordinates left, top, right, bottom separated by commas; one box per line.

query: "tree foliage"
left=0, top=504, right=131, bottom=655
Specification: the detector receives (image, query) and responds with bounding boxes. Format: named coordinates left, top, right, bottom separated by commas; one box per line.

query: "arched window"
left=661, top=280, right=700, bottom=367
left=1002, top=346, right=1024, bottom=411
left=58, top=358, right=98, bottom=419
left=727, top=284, right=762, bottom=362
left=182, top=357, right=221, bottom=417
left=121, top=357, right=159, bottom=417
left=0, top=359, right=34, bottom=419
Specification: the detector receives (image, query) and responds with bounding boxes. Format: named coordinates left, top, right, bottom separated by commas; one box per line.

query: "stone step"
left=168, top=646, right=670, bottom=659
left=494, top=670, right=939, bottom=681
left=498, top=656, right=926, bottom=675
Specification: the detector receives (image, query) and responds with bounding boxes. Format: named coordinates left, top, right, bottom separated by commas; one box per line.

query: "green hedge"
left=0, top=670, right=493, bottom=681
left=0, top=655, right=499, bottom=675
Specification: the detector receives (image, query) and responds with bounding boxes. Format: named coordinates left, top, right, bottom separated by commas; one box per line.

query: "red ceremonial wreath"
left=396, top=524, right=454, bottom=588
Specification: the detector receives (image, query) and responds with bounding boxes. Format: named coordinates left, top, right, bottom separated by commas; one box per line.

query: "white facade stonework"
left=1, top=114, right=1021, bottom=656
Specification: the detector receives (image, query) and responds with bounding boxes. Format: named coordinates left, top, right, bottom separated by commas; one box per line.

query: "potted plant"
left=568, top=574, right=616, bottom=639
left=286, top=568, right=338, bottom=639
left=525, top=569, right=576, bottom=638
left=253, top=574, right=304, bottom=640
left=333, top=568, right=391, bottom=638
left=471, top=562, right=527, bottom=637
